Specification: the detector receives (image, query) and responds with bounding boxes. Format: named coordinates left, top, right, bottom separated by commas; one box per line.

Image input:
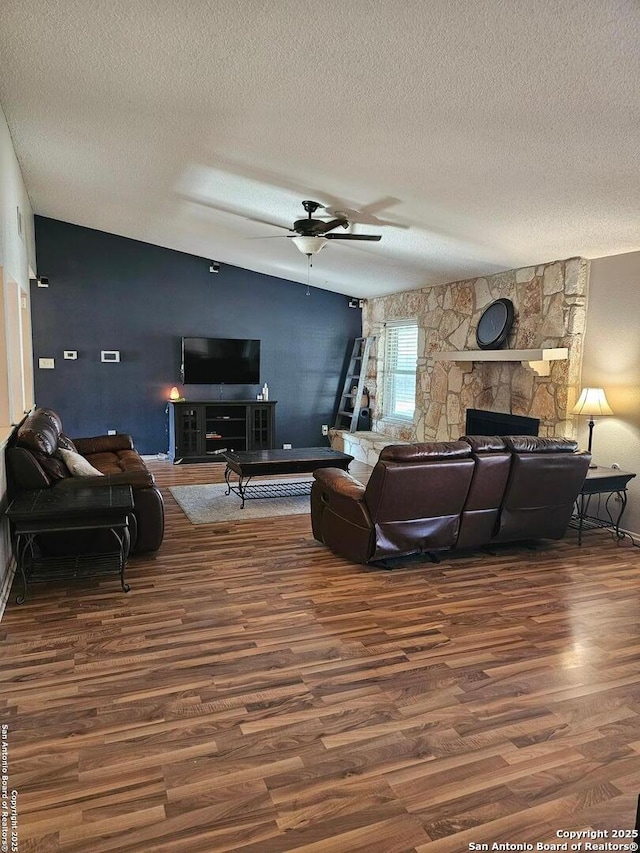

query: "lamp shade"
left=291, top=235, right=328, bottom=255
left=571, top=387, right=613, bottom=416
left=169, top=386, right=182, bottom=401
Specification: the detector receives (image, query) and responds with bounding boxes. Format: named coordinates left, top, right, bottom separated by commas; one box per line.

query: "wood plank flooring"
left=1, top=458, right=640, bottom=851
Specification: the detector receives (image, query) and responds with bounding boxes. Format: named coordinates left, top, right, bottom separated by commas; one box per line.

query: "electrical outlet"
left=321, top=424, right=329, bottom=436
left=107, top=429, right=116, bottom=435
left=38, top=357, right=55, bottom=369
left=283, top=443, right=292, bottom=449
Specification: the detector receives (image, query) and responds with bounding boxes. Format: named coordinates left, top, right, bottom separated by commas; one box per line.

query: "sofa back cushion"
left=457, top=435, right=512, bottom=549
left=16, top=408, right=63, bottom=457
left=11, top=407, right=71, bottom=486
left=379, top=441, right=472, bottom=463
left=493, top=436, right=591, bottom=542
left=365, top=441, right=475, bottom=560
left=504, top=435, right=579, bottom=454
left=36, top=408, right=64, bottom=434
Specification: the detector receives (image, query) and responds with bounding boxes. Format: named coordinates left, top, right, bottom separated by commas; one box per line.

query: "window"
left=383, top=321, right=418, bottom=420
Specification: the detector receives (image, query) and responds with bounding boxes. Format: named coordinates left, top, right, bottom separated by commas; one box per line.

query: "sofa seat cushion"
left=82, top=449, right=155, bottom=488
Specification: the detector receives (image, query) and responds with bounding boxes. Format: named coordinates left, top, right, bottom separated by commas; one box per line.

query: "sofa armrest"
left=72, top=434, right=135, bottom=454
left=313, top=467, right=366, bottom=501
left=6, top=446, right=53, bottom=489
left=56, top=469, right=154, bottom=490
left=312, top=468, right=371, bottom=529
left=55, top=475, right=110, bottom=490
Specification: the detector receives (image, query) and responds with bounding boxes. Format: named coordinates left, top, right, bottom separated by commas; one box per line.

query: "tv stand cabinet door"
left=174, top=404, right=206, bottom=459
left=248, top=404, right=275, bottom=451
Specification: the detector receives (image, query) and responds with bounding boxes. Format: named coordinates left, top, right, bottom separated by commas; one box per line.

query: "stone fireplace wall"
left=362, top=257, right=589, bottom=442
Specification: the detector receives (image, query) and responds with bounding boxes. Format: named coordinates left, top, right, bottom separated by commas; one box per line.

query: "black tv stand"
left=168, top=400, right=276, bottom=463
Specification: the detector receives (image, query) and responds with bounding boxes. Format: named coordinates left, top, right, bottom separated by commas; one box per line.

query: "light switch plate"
left=63, top=351, right=77, bottom=360
left=101, top=350, right=120, bottom=363
left=38, top=357, right=55, bottom=369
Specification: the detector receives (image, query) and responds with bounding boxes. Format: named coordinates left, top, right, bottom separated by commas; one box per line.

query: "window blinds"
left=383, top=322, right=418, bottom=419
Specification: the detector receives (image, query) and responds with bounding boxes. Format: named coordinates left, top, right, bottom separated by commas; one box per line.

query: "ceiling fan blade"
left=325, top=234, right=382, bottom=241
left=313, top=217, right=348, bottom=234
left=245, top=234, right=290, bottom=240
left=180, top=195, right=290, bottom=230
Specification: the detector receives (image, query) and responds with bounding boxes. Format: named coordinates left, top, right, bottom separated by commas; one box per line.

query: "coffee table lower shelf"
left=224, top=477, right=313, bottom=508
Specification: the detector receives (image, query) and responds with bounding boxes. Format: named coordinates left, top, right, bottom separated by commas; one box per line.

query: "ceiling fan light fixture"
left=291, top=235, right=328, bottom=255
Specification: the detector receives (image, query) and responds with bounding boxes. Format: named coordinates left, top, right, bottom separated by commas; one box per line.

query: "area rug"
left=169, top=477, right=315, bottom=524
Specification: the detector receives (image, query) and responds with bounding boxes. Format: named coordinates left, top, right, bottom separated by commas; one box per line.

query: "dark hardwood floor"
left=2, top=458, right=640, bottom=851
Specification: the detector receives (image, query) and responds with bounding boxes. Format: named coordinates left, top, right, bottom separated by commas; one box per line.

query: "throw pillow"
left=58, top=448, right=104, bottom=477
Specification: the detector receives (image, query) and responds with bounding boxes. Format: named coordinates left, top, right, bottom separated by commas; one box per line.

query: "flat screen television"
left=181, top=337, right=260, bottom=385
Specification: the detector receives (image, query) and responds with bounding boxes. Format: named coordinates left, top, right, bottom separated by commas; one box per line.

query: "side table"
left=572, top=466, right=636, bottom=545
left=6, top=484, right=134, bottom=603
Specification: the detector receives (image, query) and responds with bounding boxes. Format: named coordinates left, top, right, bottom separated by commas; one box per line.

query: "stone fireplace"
left=362, top=257, right=589, bottom=443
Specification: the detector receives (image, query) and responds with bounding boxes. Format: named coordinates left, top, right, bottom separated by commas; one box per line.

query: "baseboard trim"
left=621, top=527, right=640, bottom=545
left=0, top=555, right=16, bottom=621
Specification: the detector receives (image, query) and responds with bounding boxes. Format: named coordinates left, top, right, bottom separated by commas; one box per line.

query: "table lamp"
left=571, top=387, right=613, bottom=464
left=168, top=386, right=184, bottom=402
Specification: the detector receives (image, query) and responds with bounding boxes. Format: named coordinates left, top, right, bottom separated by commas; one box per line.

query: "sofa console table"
left=6, top=484, right=134, bottom=603
left=571, top=466, right=636, bottom=545
left=168, top=400, right=276, bottom=463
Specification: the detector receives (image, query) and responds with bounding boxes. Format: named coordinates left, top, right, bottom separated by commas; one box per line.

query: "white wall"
left=580, top=250, right=640, bottom=538
left=0, top=103, right=36, bottom=616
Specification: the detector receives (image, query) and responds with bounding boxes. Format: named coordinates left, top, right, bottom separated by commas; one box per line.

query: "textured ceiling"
left=1, top=0, right=639, bottom=298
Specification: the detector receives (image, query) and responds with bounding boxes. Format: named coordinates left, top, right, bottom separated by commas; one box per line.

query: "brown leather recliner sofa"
left=311, top=435, right=591, bottom=564
left=6, top=407, right=164, bottom=553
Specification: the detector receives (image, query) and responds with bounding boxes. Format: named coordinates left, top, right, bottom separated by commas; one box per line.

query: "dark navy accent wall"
left=33, top=217, right=361, bottom=454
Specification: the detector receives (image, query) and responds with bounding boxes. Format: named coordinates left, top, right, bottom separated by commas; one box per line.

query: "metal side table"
left=572, top=466, right=636, bottom=545
left=6, top=484, right=134, bottom=603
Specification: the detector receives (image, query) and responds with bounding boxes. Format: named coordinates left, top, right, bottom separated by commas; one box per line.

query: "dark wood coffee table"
left=222, top=447, right=354, bottom=508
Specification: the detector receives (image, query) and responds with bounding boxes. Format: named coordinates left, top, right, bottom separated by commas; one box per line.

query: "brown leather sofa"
left=311, top=435, right=591, bottom=564
left=312, top=440, right=476, bottom=563
left=6, top=407, right=164, bottom=553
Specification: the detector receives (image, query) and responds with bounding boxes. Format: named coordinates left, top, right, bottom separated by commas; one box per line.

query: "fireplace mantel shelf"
left=431, top=348, right=568, bottom=377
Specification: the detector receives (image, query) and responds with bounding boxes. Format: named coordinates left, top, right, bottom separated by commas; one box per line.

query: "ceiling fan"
left=288, top=200, right=382, bottom=255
